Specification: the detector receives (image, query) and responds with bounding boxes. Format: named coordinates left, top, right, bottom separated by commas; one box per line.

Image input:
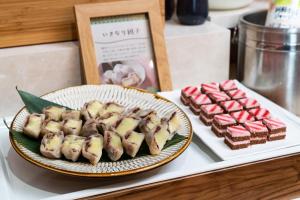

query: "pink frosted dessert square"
left=208, top=91, right=231, bottom=103
left=219, top=80, right=237, bottom=91
left=230, top=110, right=255, bottom=124
left=220, top=100, right=243, bottom=113
left=238, top=98, right=260, bottom=110
left=201, top=82, right=220, bottom=94
left=249, top=107, right=271, bottom=120
left=227, top=89, right=247, bottom=100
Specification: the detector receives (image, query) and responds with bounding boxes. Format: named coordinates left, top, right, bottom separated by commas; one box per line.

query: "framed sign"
left=75, top=0, right=172, bottom=92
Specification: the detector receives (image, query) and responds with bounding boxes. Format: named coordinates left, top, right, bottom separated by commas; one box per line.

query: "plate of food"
left=9, top=85, right=192, bottom=177
left=160, top=80, right=300, bottom=160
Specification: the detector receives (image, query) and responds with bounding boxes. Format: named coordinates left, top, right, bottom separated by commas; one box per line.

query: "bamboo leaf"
left=16, top=87, right=70, bottom=114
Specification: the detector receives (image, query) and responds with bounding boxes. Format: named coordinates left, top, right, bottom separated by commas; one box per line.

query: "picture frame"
left=75, top=0, right=172, bottom=92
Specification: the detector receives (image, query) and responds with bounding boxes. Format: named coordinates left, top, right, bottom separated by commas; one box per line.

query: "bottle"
left=165, top=0, right=175, bottom=20
left=266, top=0, right=300, bottom=28
left=176, top=0, right=208, bottom=25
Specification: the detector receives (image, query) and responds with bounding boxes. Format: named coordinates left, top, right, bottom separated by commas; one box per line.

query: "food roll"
left=81, top=119, right=99, bottom=137
left=62, top=119, right=83, bottom=135
left=99, top=102, right=125, bottom=116
left=145, top=123, right=170, bottom=155
left=23, top=113, right=45, bottom=139
left=40, top=131, right=64, bottom=159
left=61, top=135, right=85, bottom=161
left=122, top=131, right=145, bottom=158
left=81, top=100, right=104, bottom=120
left=82, top=134, right=104, bottom=165
left=43, top=106, right=66, bottom=121
left=97, top=112, right=120, bottom=131
left=139, top=112, right=161, bottom=133
left=41, top=120, right=62, bottom=137
left=115, top=116, right=140, bottom=138
left=62, top=110, right=81, bottom=120
left=104, top=130, right=123, bottom=161
left=164, top=111, right=181, bottom=140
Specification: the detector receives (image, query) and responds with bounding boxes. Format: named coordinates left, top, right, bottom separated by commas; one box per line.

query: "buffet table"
left=2, top=83, right=300, bottom=199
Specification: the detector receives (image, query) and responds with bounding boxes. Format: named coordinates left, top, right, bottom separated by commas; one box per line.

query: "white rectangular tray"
left=160, top=81, right=300, bottom=160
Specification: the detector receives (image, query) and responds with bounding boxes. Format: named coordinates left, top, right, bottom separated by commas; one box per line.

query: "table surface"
left=2, top=87, right=300, bottom=200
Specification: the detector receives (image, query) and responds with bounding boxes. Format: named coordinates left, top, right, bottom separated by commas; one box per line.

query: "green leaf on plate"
left=16, top=87, right=70, bottom=114
left=11, top=128, right=41, bottom=154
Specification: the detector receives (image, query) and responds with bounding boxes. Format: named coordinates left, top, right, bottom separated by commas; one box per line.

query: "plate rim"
left=9, top=85, right=193, bottom=177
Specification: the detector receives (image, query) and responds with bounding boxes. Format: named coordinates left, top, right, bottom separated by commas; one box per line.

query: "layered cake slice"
left=61, top=135, right=85, bottom=162
left=82, top=134, right=104, bottom=165
left=244, top=121, right=268, bottom=145
left=40, top=131, right=64, bottom=159
left=263, top=118, right=286, bottom=141
left=201, top=82, right=219, bottom=94
left=211, top=114, right=236, bottom=137
left=199, top=104, right=224, bottom=126
left=220, top=100, right=243, bottom=113
left=219, top=80, right=237, bottom=91
left=189, top=93, right=212, bottom=115
left=227, top=89, right=246, bottom=100
left=249, top=107, right=271, bottom=120
left=208, top=91, right=231, bottom=103
left=23, top=113, right=45, bottom=139
left=231, top=110, right=255, bottom=124
left=238, top=98, right=260, bottom=110
left=181, top=86, right=200, bottom=106
left=122, top=131, right=145, bottom=158
left=104, top=130, right=124, bottom=161
left=225, top=125, right=250, bottom=150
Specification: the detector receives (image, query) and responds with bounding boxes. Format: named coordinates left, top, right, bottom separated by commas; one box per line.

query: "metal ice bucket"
left=237, top=10, right=300, bottom=116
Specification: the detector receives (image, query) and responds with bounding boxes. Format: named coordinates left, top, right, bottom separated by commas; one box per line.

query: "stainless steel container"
left=237, top=11, right=300, bottom=115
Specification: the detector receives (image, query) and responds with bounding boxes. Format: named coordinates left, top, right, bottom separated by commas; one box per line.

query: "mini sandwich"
left=145, top=123, right=170, bottom=155
left=139, top=112, right=161, bottom=133
left=82, top=134, right=104, bottom=165
left=61, top=135, right=85, bottom=162
left=97, top=112, right=120, bottom=131
left=40, top=131, right=64, bottom=159
left=81, top=119, right=99, bottom=137
left=81, top=100, right=104, bottom=120
left=62, top=119, right=83, bottom=135
left=104, top=130, right=123, bottom=161
left=41, top=120, right=62, bottom=137
left=122, top=131, right=145, bottom=158
left=43, top=106, right=66, bottom=121
left=99, top=102, right=125, bottom=116
left=115, top=116, right=140, bottom=138
left=164, top=111, right=181, bottom=140
left=62, top=110, right=81, bottom=120
left=23, top=113, right=45, bottom=139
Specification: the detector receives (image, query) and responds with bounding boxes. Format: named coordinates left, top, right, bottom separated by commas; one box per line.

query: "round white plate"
left=10, top=85, right=192, bottom=177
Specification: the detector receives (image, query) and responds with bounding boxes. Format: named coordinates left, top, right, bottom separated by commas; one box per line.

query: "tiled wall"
left=0, top=21, right=230, bottom=117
